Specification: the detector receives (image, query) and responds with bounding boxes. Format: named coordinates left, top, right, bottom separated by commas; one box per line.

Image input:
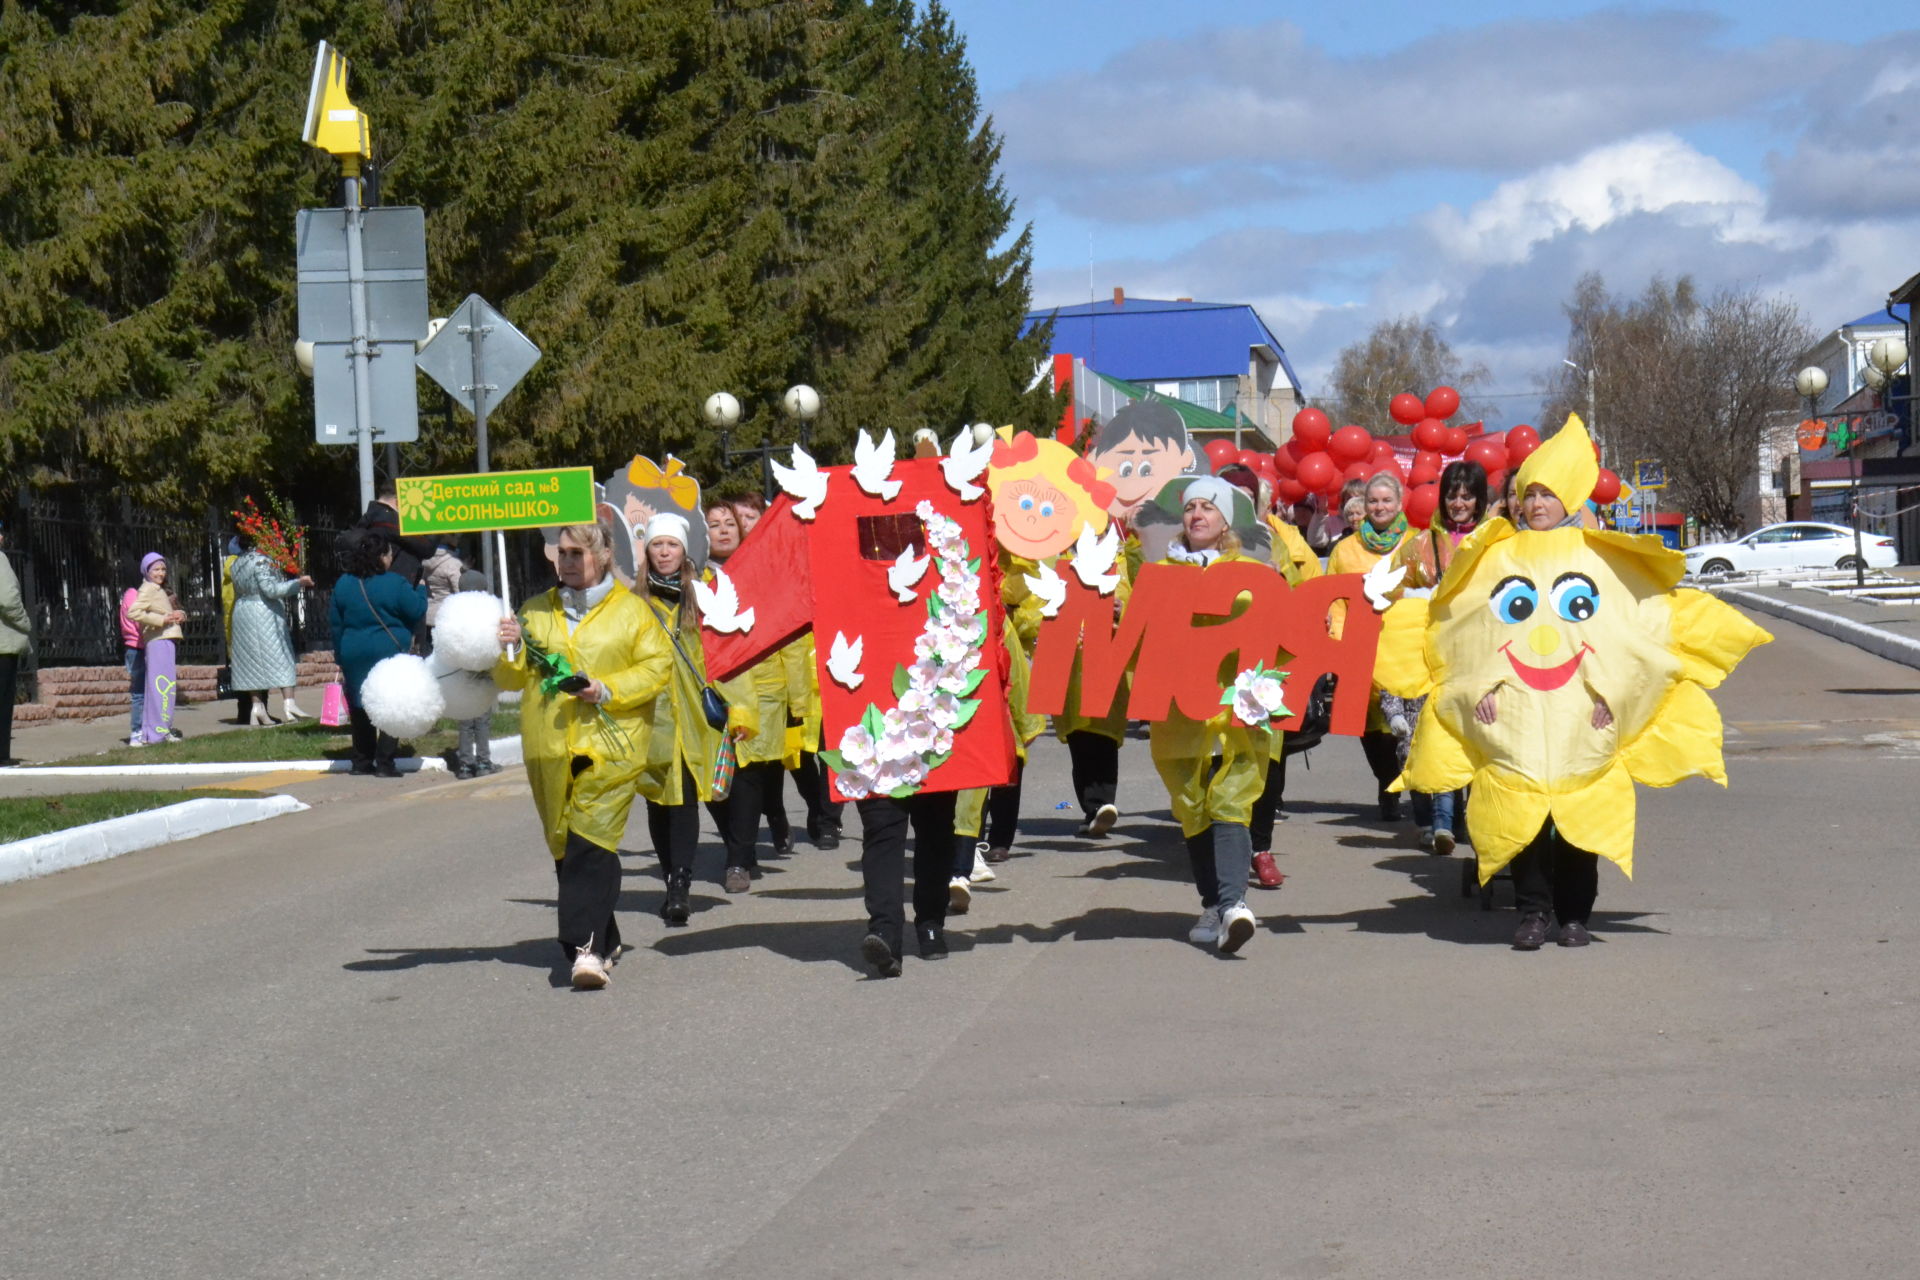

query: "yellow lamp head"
left=302, top=41, right=371, bottom=164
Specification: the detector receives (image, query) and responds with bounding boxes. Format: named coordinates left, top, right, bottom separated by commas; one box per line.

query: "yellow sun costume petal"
left=1400, top=415, right=1771, bottom=885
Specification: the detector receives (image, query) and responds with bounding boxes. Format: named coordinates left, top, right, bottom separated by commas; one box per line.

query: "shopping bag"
left=710, top=734, right=737, bottom=801
left=319, top=682, right=348, bottom=727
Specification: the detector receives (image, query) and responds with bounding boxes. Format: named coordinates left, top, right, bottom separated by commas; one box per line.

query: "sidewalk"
left=1712, top=581, right=1920, bottom=670
left=5, top=698, right=265, bottom=767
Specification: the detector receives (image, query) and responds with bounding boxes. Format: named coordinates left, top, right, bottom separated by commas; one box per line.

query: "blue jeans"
left=124, top=647, right=146, bottom=735
left=1412, top=789, right=1466, bottom=836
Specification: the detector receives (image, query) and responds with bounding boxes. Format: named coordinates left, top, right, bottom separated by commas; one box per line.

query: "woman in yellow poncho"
left=1326, top=470, right=1414, bottom=819
left=633, top=513, right=740, bottom=928
left=1147, top=476, right=1274, bottom=956
left=496, top=523, right=672, bottom=990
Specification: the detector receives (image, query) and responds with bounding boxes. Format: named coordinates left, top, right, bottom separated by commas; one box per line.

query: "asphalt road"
left=3, top=609, right=1917, bottom=1279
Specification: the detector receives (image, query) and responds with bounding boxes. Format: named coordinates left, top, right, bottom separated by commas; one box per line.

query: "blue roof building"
left=1022, top=289, right=1305, bottom=446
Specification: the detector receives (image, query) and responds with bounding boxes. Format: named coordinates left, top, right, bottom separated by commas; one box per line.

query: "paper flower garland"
left=821, top=501, right=987, bottom=798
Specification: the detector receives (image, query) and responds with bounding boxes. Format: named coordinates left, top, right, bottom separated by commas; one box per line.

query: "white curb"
left=0, top=795, right=310, bottom=886
left=12, top=736, right=524, bottom=780
left=1718, top=589, right=1920, bottom=672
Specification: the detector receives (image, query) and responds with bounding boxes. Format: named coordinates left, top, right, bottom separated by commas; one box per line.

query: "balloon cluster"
left=1219, top=383, right=1622, bottom=530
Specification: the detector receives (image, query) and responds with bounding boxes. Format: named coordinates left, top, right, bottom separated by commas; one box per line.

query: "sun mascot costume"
left=1374, top=415, right=1772, bottom=886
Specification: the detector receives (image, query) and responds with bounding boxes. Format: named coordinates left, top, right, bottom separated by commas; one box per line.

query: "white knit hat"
left=643, top=512, right=692, bottom=548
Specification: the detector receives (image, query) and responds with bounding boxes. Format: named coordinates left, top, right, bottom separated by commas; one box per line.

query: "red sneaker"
left=1250, top=851, right=1285, bottom=890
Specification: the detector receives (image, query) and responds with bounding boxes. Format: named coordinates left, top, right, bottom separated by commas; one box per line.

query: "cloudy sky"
left=944, top=0, right=1920, bottom=427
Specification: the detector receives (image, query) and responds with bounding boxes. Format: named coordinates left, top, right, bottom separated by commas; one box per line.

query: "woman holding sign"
left=496, top=523, right=671, bottom=991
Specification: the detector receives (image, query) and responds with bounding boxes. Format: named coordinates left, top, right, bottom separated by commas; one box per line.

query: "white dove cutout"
left=1023, top=561, right=1067, bottom=618
left=825, top=631, right=865, bottom=690
left=693, top=564, right=757, bottom=634
left=771, top=444, right=828, bottom=520
left=1362, top=556, right=1408, bottom=613
left=941, top=424, right=992, bottom=501
left=1068, top=523, right=1123, bottom=595
left=852, top=429, right=902, bottom=500
left=887, top=544, right=931, bottom=603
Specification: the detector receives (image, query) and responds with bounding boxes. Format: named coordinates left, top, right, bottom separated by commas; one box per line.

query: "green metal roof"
left=1093, top=371, right=1242, bottom=432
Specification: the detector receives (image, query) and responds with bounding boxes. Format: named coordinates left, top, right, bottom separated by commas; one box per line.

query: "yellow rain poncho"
left=716, top=649, right=790, bottom=768
left=955, top=615, right=1047, bottom=840
left=495, top=585, right=673, bottom=859
left=1374, top=416, right=1771, bottom=882
left=1146, top=550, right=1273, bottom=839
left=1266, top=513, right=1322, bottom=583
left=635, top=592, right=728, bottom=806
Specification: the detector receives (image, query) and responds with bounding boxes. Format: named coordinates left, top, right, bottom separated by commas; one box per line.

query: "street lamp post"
left=1856, top=338, right=1911, bottom=588
left=1793, top=364, right=1858, bottom=586
left=707, top=385, right=823, bottom=500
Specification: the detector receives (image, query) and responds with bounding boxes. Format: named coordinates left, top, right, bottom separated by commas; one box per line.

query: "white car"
left=1683, top=522, right=1899, bottom=576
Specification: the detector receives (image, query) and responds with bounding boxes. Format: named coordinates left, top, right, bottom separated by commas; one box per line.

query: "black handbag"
left=1282, top=673, right=1337, bottom=757
left=664, top=621, right=729, bottom=731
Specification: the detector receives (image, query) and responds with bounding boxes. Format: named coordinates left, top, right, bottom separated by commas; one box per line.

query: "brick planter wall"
left=22, top=651, right=343, bottom=724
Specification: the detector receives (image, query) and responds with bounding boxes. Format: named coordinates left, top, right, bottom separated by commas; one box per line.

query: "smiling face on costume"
left=992, top=477, right=1078, bottom=558
left=1092, top=433, right=1195, bottom=519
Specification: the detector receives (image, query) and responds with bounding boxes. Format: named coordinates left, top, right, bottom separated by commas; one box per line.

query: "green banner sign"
left=395, top=466, right=597, bottom=534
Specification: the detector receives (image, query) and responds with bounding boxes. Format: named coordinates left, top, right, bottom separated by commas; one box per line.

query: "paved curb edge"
left=12, top=735, right=525, bottom=779
left=0, top=795, right=310, bottom=886
left=1717, top=589, right=1920, bottom=672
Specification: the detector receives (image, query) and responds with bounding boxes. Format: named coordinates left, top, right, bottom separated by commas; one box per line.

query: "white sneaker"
left=1087, top=803, right=1119, bottom=838
left=1433, top=830, right=1456, bottom=857
left=1219, top=903, right=1256, bottom=954
left=1188, top=905, right=1223, bottom=946
left=570, top=949, right=609, bottom=990
left=969, top=844, right=996, bottom=883
left=948, top=877, right=972, bottom=914
left=127, top=735, right=143, bottom=748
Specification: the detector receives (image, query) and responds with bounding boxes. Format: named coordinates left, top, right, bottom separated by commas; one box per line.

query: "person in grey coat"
left=0, top=521, right=30, bottom=766
left=229, top=533, right=314, bottom=725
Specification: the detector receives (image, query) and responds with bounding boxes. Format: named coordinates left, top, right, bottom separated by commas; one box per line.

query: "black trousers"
left=724, top=760, right=787, bottom=869
left=554, top=829, right=622, bottom=960
left=645, top=766, right=700, bottom=881
left=986, top=760, right=1024, bottom=850
left=1066, top=731, right=1118, bottom=817
left=1359, top=732, right=1400, bottom=790
left=858, top=791, right=957, bottom=954
left=0, top=653, right=16, bottom=761
left=790, top=750, right=845, bottom=836
left=347, top=704, right=396, bottom=768
left=1510, top=822, right=1600, bottom=925
left=1249, top=753, right=1288, bottom=852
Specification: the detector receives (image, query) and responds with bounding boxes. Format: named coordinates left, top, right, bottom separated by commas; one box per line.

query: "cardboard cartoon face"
left=1088, top=401, right=1196, bottom=522
left=1130, top=475, right=1275, bottom=566
left=986, top=431, right=1113, bottom=561
left=1375, top=521, right=1771, bottom=878
left=604, top=455, right=708, bottom=576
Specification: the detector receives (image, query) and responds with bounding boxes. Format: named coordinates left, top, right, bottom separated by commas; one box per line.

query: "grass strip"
left=0, top=789, right=266, bottom=844
left=41, top=711, right=520, bottom=768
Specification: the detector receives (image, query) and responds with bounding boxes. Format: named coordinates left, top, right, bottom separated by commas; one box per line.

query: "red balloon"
left=1504, top=424, right=1540, bottom=454
left=1443, top=426, right=1469, bottom=455
left=1485, top=468, right=1506, bottom=499
left=1276, top=477, right=1308, bottom=505
left=1388, top=393, right=1426, bottom=426
left=1204, top=438, right=1238, bottom=471
left=1272, top=446, right=1298, bottom=478
left=1405, top=482, right=1440, bottom=529
left=1296, top=452, right=1337, bottom=493
left=1409, top=464, right=1440, bottom=489
left=1342, top=459, right=1375, bottom=483
left=1465, top=438, right=1507, bottom=473
left=1411, top=417, right=1449, bottom=452
left=1425, top=386, right=1461, bottom=419
left=1285, top=437, right=1313, bottom=465
left=1329, top=425, right=1373, bottom=463
left=1414, top=448, right=1443, bottom=473
left=1368, top=439, right=1399, bottom=463
left=1291, top=408, right=1331, bottom=450
left=1592, top=468, right=1622, bottom=505
left=1505, top=434, right=1540, bottom=468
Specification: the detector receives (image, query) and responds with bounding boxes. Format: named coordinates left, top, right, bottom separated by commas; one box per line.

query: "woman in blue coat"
left=328, top=529, right=427, bottom=776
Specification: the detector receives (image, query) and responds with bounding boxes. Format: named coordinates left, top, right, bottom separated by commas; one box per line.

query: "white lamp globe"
left=783, top=384, right=821, bottom=420
left=1793, top=366, right=1828, bottom=399
left=704, top=391, right=742, bottom=428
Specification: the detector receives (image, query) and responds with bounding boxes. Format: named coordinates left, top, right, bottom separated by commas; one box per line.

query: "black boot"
left=916, top=921, right=949, bottom=959
left=661, top=869, right=692, bottom=926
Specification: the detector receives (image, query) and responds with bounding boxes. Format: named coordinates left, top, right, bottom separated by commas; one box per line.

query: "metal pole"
left=1851, top=426, right=1866, bottom=589
left=467, top=318, right=495, bottom=588
left=342, top=169, right=377, bottom=510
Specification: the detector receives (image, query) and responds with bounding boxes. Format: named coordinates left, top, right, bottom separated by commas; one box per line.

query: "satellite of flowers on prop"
left=1223, top=662, right=1293, bottom=729
left=819, top=499, right=988, bottom=798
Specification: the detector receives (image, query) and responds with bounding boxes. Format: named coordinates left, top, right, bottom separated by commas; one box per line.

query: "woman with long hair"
left=496, top=523, right=671, bottom=989
left=1327, top=471, right=1414, bottom=818
left=1149, top=477, right=1270, bottom=955
left=633, top=513, right=734, bottom=926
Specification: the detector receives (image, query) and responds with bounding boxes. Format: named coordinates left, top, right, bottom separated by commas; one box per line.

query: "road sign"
left=396, top=467, right=596, bottom=535
left=295, top=207, right=429, bottom=343
left=312, top=340, right=419, bottom=444
left=1617, top=480, right=1636, bottom=506
left=414, top=294, right=541, bottom=414
left=1633, top=459, right=1667, bottom=489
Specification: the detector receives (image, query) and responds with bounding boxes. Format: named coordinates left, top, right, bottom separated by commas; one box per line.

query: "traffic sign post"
left=414, top=294, right=543, bottom=587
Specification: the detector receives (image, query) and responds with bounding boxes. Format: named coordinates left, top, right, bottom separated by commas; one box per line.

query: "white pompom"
left=437, top=669, right=500, bottom=721
left=431, top=591, right=506, bottom=672
left=361, top=654, right=446, bottom=739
